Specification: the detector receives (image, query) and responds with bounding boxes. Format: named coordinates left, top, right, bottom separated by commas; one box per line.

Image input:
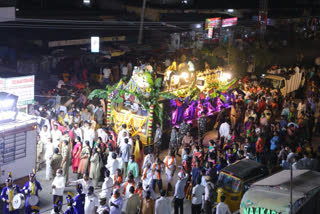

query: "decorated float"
left=89, top=61, right=238, bottom=144
left=89, top=66, right=162, bottom=145
left=161, top=62, right=237, bottom=126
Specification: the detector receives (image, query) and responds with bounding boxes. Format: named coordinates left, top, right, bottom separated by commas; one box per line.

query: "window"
left=217, top=173, right=242, bottom=193
left=0, top=132, right=27, bottom=165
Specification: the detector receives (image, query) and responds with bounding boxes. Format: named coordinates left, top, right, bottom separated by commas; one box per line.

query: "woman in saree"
left=72, top=136, right=82, bottom=174
left=133, top=135, right=144, bottom=174
left=78, top=141, right=91, bottom=175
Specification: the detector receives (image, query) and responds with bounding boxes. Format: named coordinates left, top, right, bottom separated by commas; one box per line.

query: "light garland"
left=106, top=95, right=112, bottom=125
left=147, top=104, right=154, bottom=144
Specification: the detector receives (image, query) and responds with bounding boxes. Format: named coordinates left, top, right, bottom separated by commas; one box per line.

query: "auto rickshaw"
left=216, top=159, right=269, bottom=212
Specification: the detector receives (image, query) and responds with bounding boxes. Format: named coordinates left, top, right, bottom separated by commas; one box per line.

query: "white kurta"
left=52, top=175, right=65, bottom=196
left=83, top=127, right=95, bottom=148
left=100, top=177, right=113, bottom=200
left=51, top=129, right=62, bottom=149
left=45, top=143, right=54, bottom=180
left=163, top=156, right=176, bottom=183
left=106, top=158, right=120, bottom=178
left=142, top=168, right=153, bottom=190
left=84, top=194, right=99, bottom=214
left=70, top=179, right=94, bottom=195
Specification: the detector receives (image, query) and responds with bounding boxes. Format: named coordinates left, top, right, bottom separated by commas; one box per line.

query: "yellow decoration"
left=146, top=88, right=151, bottom=93
left=31, top=182, right=35, bottom=195
left=111, top=109, right=147, bottom=138
left=9, top=189, right=13, bottom=211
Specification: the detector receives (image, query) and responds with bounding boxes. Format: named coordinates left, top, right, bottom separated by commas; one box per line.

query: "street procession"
left=1, top=1, right=320, bottom=214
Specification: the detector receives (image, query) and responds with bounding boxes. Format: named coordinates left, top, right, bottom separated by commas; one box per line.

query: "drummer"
left=73, top=183, right=85, bottom=214
left=65, top=192, right=75, bottom=214
left=22, top=169, right=42, bottom=214
left=0, top=172, right=21, bottom=214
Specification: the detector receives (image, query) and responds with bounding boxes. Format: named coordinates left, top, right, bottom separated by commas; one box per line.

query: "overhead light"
left=16, top=8, right=19, bottom=12
left=91, top=36, right=100, bottom=53
left=227, top=9, right=234, bottom=13
left=195, top=24, right=202, bottom=29
left=83, top=0, right=90, bottom=4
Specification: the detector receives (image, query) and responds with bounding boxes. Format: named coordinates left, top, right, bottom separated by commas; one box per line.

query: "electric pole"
left=138, top=0, right=147, bottom=45
left=258, top=0, right=268, bottom=41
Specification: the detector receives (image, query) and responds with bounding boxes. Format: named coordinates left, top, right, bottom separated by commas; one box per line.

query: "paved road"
left=34, top=147, right=193, bottom=214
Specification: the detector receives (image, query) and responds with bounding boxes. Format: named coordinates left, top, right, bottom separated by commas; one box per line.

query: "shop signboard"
left=91, top=36, right=100, bottom=53
left=205, top=17, right=221, bottom=30
left=0, top=75, right=35, bottom=106
left=222, top=17, right=238, bottom=27
left=207, top=28, right=213, bottom=38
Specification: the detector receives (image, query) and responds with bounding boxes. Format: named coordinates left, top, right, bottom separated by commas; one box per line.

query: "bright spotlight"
left=227, top=9, right=234, bottom=13
left=180, top=72, right=189, bottom=80
left=219, top=73, right=232, bottom=82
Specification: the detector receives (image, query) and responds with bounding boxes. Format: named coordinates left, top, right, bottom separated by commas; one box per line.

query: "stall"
left=0, top=92, right=38, bottom=185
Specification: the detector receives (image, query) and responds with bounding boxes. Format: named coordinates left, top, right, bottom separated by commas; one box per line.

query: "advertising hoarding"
left=0, top=75, right=35, bottom=106
left=222, top=17, right=238, bottom=27
left=205, top=17, right=221, bottom=30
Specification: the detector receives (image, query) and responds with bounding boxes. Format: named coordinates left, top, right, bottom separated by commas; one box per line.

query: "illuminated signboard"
left=207, top=28, right=213, bottom=38
left=1, top=75, right=35, bottom=106
left=0, top=92, right=18, bottom=123
left=91, top=36, right=100, bottom=53
left=222, top=17, right=238, bottom=27
left=205, top=17, right=221, bottom=30
left=243, top=207, right=278, bottom=214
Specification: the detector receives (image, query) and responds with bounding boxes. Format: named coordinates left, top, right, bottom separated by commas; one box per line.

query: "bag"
left=208, top=183, right=217, bottom=204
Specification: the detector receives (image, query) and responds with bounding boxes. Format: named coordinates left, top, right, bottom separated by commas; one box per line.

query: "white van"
left=260, top=69, right=305, bottom=96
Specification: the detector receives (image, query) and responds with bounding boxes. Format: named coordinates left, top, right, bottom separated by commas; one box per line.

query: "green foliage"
left=219, top=94, right=226, bottom=103
left=209, top=90, right=219, bottom=99
left=88, top=89, right=109, bottom=100
left=160, top=92, right=179, bottom=100
left=145, top=72, right=154, bottom=88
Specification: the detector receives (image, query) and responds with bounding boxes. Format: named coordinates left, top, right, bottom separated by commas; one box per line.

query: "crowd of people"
left=1, top=52, right=320, bottom=214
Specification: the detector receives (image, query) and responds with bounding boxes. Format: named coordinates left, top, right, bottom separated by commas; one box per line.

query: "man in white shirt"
left=142, top=151, right=154, bottom=169
left=52, top=169, right=66, bottom=209
left=51, top=124, right=62, bottom=149
left=109, top=189, right=123, bottom=214
left=155, top=189, right=171, bottom=214
left=100, top=169, right=113, bottom=200
left=69, top=173, right=94, bottom=195
left=219, top=120, right=231, bottom=141
left=73, top=123, right=83, bottom=142
left=84, top=186, right=99, bottom=214
left=120, top=138, right=131, bottom=177
left=204, top=177, right=215, bottom=214
left=97, top=198, right=110, bottom=214
left=117, top=125, right=129, bottom=147
left=141, top=162, right=153, bottom=190
left=40, top=125, right=52, bottom=161
left=82, top=122, right=95, bottom=148
left=192, top=178, right=205, bottom=214
left=45, top=138, right=54, bottom=180
left=163, top=150, right=176, bottom=191
left=216, top=195, right=231, bottom=214
left=106, top=152, right=120, bottom=179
